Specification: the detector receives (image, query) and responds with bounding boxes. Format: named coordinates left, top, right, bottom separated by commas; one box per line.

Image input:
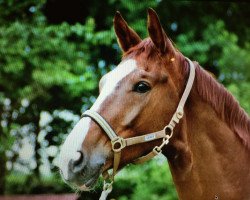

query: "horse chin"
left=78, top=178, right=98, bottom=191
left=77, top=163, right=113, bottom=191
left=76, top=177, right=99, bottom=191
left=77, top=170, right=101, bottom=191
left=79, top=184, right=92, bottom=191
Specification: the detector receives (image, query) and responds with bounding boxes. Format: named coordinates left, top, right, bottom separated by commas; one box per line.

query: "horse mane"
left=123, top=38, right=250, bottom=148
left=192, top=62, right=250, bottom=148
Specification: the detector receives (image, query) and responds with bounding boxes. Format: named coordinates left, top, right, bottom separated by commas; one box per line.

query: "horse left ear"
left=147, top=8, right=174, bottom=54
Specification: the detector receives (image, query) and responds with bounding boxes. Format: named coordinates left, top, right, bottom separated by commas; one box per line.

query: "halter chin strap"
left=82, top=57, right=195, bottom=200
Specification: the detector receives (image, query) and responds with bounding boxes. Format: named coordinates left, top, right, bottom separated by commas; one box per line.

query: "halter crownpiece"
left=82, top=57, right=195, bottom=200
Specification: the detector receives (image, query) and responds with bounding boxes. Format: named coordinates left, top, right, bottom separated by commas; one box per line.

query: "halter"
left=82, top=57, right=195, bottom=200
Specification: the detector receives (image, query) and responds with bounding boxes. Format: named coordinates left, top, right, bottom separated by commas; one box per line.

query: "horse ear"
left=147, top=8, right=174, bottom=54
left=114, top=11, right=142, bottom=52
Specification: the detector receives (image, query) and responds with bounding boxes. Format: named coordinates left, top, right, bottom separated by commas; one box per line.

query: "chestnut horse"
left=58, top=9, right=250, bottom=200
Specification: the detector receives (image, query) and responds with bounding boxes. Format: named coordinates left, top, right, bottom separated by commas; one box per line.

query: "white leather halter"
left=82, top=57, right=195, bottom=200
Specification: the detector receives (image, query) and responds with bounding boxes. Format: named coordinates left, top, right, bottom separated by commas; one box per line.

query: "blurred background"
left=0, top=0, right=249, bottom=199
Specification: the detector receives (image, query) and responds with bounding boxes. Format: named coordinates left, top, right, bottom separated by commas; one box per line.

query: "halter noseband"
left=82, top=57, right=195, bottom=200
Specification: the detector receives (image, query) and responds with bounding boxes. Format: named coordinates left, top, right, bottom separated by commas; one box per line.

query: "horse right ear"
left=147, top=8, right=174, bottom=54
left=114, top=11, right=142, bottom=52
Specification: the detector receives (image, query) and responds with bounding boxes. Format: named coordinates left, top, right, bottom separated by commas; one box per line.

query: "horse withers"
left=58, top=9, right=250, bottom=200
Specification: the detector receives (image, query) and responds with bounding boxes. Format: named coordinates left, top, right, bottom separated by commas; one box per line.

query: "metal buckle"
left=111, top=137, right=126, bottom=152
left=153, top=146, right=162, bottom=154
left=103, top=180, right=113, bottom=191
left=153, top=136, right=170, bottom=155
left=164, top=125, right=174, bottom=138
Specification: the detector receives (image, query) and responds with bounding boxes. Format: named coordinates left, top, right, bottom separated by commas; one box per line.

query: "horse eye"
left=133, top=81, right=151, bottom=93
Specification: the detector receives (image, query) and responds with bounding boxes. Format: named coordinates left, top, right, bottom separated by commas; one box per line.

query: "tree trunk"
left=0, top=107, right=7, bottom=195
left=0, top=151, right=6, bottom=194
left=33, top=115, right=41, bottom=179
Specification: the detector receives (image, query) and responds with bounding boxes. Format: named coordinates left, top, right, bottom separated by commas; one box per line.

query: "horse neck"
left=164, top=65, right=250, bottom=200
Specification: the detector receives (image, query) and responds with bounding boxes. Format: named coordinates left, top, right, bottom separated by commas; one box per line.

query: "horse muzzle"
left=58, top=150, right=103, bottom=191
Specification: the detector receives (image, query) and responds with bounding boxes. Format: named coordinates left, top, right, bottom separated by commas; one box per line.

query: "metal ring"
left=111, top=137, right=125, bottom=152
left=164, top=125, right=174, bottom=138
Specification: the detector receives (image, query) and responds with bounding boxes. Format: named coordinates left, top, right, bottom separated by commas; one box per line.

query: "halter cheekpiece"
left=82, top=57, right=196, bottom=200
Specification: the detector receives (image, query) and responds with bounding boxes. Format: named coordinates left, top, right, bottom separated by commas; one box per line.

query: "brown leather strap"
left=125, top=130, right=166, bottom=146
left=112, top=151, right=121, bottom=178
left=132, top=148, right=160, bottom=164
left=82, top=110, right=117, bottom=140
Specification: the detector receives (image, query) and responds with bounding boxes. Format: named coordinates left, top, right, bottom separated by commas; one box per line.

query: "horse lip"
left=79, top=172, right=100, bottom=190
left=79, top=184, right=91, bottom=191
left=85, top=176, right=98, bottom=188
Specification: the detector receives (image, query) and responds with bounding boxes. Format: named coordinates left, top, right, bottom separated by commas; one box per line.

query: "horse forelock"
left=123, top=38, right=162, bottom=61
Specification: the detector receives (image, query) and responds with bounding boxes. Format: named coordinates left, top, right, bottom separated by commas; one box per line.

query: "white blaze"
left=91, top=59, right=137, bottom=111
left=58, top=117, right=91, bottom=180
left=58, top=59, right=137, bottom=179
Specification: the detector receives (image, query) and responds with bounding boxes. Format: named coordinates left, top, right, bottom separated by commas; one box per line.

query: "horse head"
left=58, top=8, right=191, bottom=191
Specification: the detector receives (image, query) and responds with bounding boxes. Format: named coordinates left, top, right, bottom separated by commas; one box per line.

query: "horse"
left=58, top=8, right=250, bottom=200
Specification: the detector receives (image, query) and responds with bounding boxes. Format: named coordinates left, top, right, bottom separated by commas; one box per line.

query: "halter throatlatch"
left=82, top=57, right=195, bottom=200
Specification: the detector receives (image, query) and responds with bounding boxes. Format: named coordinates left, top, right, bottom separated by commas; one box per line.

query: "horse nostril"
left=71, top=151, right=84, bottom=172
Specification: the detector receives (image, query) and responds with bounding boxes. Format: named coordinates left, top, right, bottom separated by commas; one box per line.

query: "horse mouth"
left=78, top=172, right=100, bottom=191
left=78, top=163, right=112, bottom=191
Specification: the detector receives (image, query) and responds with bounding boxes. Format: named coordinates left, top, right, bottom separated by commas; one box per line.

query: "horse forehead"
left=107, top=59, right=137, bottom=81
left=91, top=59, right=137, bottom=111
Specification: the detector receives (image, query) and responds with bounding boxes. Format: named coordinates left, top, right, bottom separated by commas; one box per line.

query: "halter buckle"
left=103, top=180, right=113, bottom=191
left=164, top=125, right=174, bottom=138
left=111, top=137, right=126, bottom=152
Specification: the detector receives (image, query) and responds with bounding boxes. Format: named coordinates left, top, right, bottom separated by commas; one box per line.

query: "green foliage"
left=176, top=20, right=250, bottom=114
left=0, top=20, right=100, bottom=102
left=5, top=173, right=71, bottom=194
left=113, top=159, right=177, bottom=200
left=227, top=82, right=250, bottom=114
left=0, top=0, right=249, bottom=198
